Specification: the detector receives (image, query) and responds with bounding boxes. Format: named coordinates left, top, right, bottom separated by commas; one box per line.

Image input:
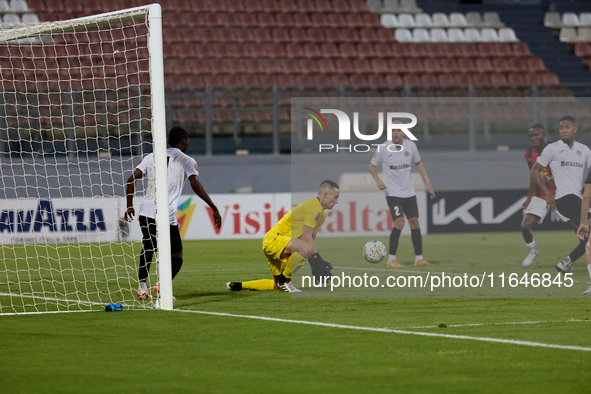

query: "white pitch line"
left=176, top=309, right=591, bottom=353
left=398, top=318, right=590, bottom=330
left=0, top=292, right=151, bottom=310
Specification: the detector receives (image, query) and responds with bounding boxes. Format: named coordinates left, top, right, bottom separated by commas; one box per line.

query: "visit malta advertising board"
left=166, top=191, right=428, bottom=241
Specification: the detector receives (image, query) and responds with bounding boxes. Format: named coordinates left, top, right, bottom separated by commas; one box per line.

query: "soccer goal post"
left=0, top=3, right=174, bottom=314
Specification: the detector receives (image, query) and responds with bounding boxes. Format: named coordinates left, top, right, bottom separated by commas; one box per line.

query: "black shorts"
left=138, top=215, right=183, bottom=254
left=555, top=194, right=587, bottom=226
left=386, top=195, right=419, bottom=219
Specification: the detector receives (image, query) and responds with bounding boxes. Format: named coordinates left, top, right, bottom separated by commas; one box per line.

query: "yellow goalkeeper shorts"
left=262, top=231, right=291, bottom=276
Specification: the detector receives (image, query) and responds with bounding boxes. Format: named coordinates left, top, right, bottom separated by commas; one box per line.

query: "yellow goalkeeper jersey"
left=272, top=197, right=327, bottom=238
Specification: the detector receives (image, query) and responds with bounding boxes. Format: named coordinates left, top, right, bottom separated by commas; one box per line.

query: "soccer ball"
left=363, top=240, right=387, bottom=264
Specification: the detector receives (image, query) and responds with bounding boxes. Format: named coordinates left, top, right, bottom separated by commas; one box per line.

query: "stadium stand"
left=0, top=0, right=589, bottom=154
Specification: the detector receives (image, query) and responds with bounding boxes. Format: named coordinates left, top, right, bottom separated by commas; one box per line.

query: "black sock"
left=389, top=228, right=402, bottom=255
left=138, top=249, right=153, bottom=282
left=171, top=257, right=183, bottom=280
left=411, top=228, right=423, bottom=256
left=568, top=238, right=588, bottom=263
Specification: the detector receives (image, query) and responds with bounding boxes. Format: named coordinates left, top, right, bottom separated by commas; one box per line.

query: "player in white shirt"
left=369, top=128, right=436, bottom=267
left=531, top=116, right=591, bottom=274
left=125, top=127, right=222, bottom=300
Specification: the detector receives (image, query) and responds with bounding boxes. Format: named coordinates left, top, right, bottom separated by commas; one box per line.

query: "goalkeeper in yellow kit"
left=226, top=180, right=340, bottom=292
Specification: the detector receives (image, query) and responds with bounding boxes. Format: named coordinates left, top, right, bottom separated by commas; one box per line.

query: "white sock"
left=587, top=264, right=591, bottom=280
left=389, top=254, right=396, bottom=261
left=139, top=281, right=148, bottom=290
left=525, top=240, right=536, bottom=251
left=415, top=255, right=423, bottom=261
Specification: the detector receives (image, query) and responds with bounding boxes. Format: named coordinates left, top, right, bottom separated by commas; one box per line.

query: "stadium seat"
left=352, top=58, right=372, bottom=73
left=440, top=43, right=461, bottom=57
left=277, top=0, right=298, bottom=13
left=578, top=28, right=591, bottom=42
left=415, top=13, right=433, bottom=28
left=457, top=58, right=476, bottom=73
left=368, top=74, right=386, bottom=84
left=466, top=12, right=483, bottom=27
left=489, top=73, right=507, bottom=84
left=395, top=28, right=413, bottom=43
left=559, top=27, right=577, bottom=43
left=408, top=43, right=426, bottom=57
left=21, top=13, right=39, bottom=23
left=406, top=58, right=424, bottom=72
left=526, top=58, right=546, bottom=72
left=398, top=13, right=416, bottom=28
left=481, top=28, right=499, bottom=42
left=391, top=42, right=409, bottom=57
left=575, top=42, right=591, bottom=57
left=376, top=29, right=395, bottom=42
left=238, top=13, right=258, bottom=27
left=27, top=0, right=44, bottom=11
left=402, top=73, right=420, bottom=84
left=477, top=42, right=494, bottom=57
left=472, top=73, right=489, bottom=84
left=320, top=43, right=339, bottom=57
left=465, top=28, right=482, bottom=42
left=508, top=57, right=527, bottom=72
left=381, top=14, right=399, bottom=29
left=385, top=74, right=403, bottom=84
left=507, top=73, right=524, bottom=84
left=456, top=73, right=473, bottom=84
left=293, top=13, right=311, bottom=27
left=357, top=43, right=375, bottom=58
left=498, top=28, right=518, bottom=42
left=295, top=74, right=313, bottom=85
left=438, top=73, right=456, bottom=84
left=423, top=58, right=442, bottom=73
left=359, top=28, right=378, bottom=43
left=388, top=58, right=407, bottom=73
left=562, top=13, right=580, bottom=27
left=475, top=58, right=494, bottom=73
left=373, top=43, right=393, bottom=57
left=449, top=12, right=468, bottom=28
left=303, top=43, right=322, bottom=58
left=460, top=42, right=479, bottom=57
left=440, top=58, right=459, bottom=72
left=430, top=28, right=448, bottom=42
left=483, top=12, right=504, bottom=28
left=420, top=73, right=438, bottom=84
left=271, top=28, right=290, bottom=42
left=334, top=58, right=354, bottom=73
left=45, top=0, right=64, bottom=12
left=399, top=0, right=422, bottom=13
left=285, top=43, right=305, bottom=58
left=367, top=0, right=383, bottom=12
left=382, top=0, right=400, bottom=13
left=544, top=12, right=561, bottom=28
left=2, top=13, right=20, bottom=24
left=423, top=42, right=444, bottom=58
left=338, top=43, right=356, bottom=57
left=432, top=13, right=450, bottom=28
left=371, top=59, right=390, bottom=74
left=241, top=74, right=260, bottom=85
left=448, top=28, right=466, bottom=42
left=580, top=13, right=591, bottom=27
left=412, top=28, right=430, bottom=42
left=524, top=73, right=542, bottom=84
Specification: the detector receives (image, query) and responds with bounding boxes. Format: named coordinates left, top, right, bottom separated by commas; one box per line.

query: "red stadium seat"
left=352, top=59, right=372, bottom=73
left=262, top=0, right=281, bottom=12
left=311, top=14, right=330, bottom=27
left=263, top=59, right=283, bottom=74
left=298, top=0, right=316, bottom=12
left=290, top=28, right=308, bottom=43
left=320, top=43, right=339, bottom=58
left=403, top=74, right=421, bottom=84
left=472, top=73, right=489, bottom=84
left=512, top=42, right=532, bottom=57
left=285, top=43, right=304, bottom=58
left=371, top=59, right=390, bottom=74
left=283, top=59, right=300, bottom=73
left=317, top=59, right=336, bottom=73
left=376, top=29, right=394, bottom=42
left=223, top=74, right=241, bottom=85
left=204, top=75, right=223, bottom=85
left=385, top=74, right=403, bottom=84
left=203, top=13, right=222, bottom=26
left=457, top=58, right=476, bottom=73
left=421, top=74, right=438, bottom=84
left=489, top=73, right=507, bottom=84
left=359, top=28, right=378, bottom=43
left=252, top=29, right=272, bottom=42
left=423, top=59, right=442, bottom=73
left=540, top=72, right=559, bottom=84
left=276, top=74, right=296, bottom=84
left=408, top=44, right=426, bottom=58
left=258, top=13, right=276, bottom=28
left=276, top=13, right=294, bottom=27
left=267, top=43, right=286, bottom=57
left=388, top=59, right=407, bottom=73
left=494, top=43, right=513, bottom=57
left=478, top=43, right=495, bottom=57
left=524, top=73, right=542, bottom=84
left=460, top=43, right=479, bottom=58
left=278, top=0, right=298, bottom=13
left=391, top=43, right=409, bottom=57
left=373, top=43, right=393, bottom=58
left=271, top=28, right=290, bottom=42
left=327, top=13, right=346, bottom=28
left=244, top=59, right=265, bottom=73
left=423, top=43, right=444, bottom=58
left=331, top=74, right=349, bottom=84
left=293, top=13, right=311, bottom=27
left=350, top=74, right=368, bottom=84
left=259, top=74, right=276, bottom=85
left=368, top=74, right=386, bottom=84
left=574, top=43, right=591, bottom=57
left=455, top=73, right=473, bottom=84
left=357, top=43, right=375, bottom=58
left=299, top=59, right=319, bottom=73
left=339, top=43, right=357, bottom=58
left=527, top=58, right=547, bottom=72
left=491, top=58, right=510, bottom=72
left=362, top=13, right=382, bottom=28
left=238, top=13, right=258, bottom=27
left=295, top=74, right=313, bottom=85
left=28, top=0, right=46, bottom=11
left=507, top=73, right=525, bottom=84
left=45, top=0, right=65, bottom=12
left=440, top=43, right=461, bottom=58
left=226, top=0, right=246, bottom=12
left=308, top=28, right=326, bottom=42
left=315, top=0, right=334, bottom=12
left=313, top=74, right=331, bottom=84
left=440, top=58, right=459, bottom=73
left=335, top=59, right=354, bottom=73
left=438, top=74, right=456, bottom=84
left=508, top=57, right=528, bottom=73
left=241, top=74, right=260, bottom=85
left=345, top=13, right=365, bottom=28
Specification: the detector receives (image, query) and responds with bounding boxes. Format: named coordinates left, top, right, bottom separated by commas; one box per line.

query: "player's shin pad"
left=308, top=253, right=333, bottom=285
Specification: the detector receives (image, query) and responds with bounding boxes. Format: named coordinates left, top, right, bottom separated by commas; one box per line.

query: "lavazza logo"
left=302, top=108, right=418, bottom=153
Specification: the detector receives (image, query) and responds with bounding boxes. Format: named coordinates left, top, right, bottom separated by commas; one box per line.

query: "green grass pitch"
left=1, top=230, right=591, bottom=393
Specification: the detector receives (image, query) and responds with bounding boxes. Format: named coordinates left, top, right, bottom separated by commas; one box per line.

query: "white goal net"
left=0, top=4, right=170, bottom=314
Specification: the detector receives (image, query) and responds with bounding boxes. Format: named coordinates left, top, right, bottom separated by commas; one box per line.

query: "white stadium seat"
left=578, top=13, right=591, bottom=27
left=449, top=12, right=468, bottom=27
left=430, top=28, right=448, bottom=42
left=448, top=28, right=466, bottom=42
left=394, top=28, right=413, bottom=42
left=544, top=12, right=561, bottom=28
left=559, top=27, right=577, bottom=42
left=397, top=13, right=416, bottom=28
left=399, top=0, right=422, bottom=13
left=382, top=0, right=400, bottom=13
left=2, top=12, right=21, bottom=24
left=464, top=28, right=482, bottom=42
left=380, top=13, right=399, bottom=28
left=10, top=0, right=29, bottom=13
left=577, top=27, right=591, bottom=42
left=414, top=13, right=432, bottom=28
left=466, top=12, right=483, bottom=27
left=412, top=28, right=430, bottom=42
left=21, top=13, right=39, bottom=24
left=431, top=13, right=450, bottom=28
left=366, top=0, right=383, bottom=13
left=483, top=12, right=504, bottom=28
left=0, top=0, right=9, bottom=13
left=562, top=12, right=580, bottom=27
left=498, top=28, right=518, bottom=42
left=481, top=28, right=499, bottom=42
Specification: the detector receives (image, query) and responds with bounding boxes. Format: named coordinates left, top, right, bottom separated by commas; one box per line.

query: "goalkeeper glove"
left=308, top=252, right=333, bottom=285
